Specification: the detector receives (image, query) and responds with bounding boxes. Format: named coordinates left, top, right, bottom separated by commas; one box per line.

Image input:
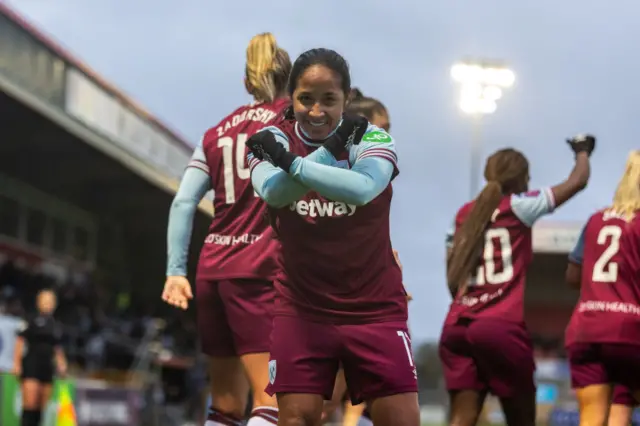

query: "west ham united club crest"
left=268, top=360, right=277, bottom=384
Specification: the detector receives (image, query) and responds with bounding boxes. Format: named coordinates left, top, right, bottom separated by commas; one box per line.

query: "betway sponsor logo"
left=290, top=199, right=356, bottom=217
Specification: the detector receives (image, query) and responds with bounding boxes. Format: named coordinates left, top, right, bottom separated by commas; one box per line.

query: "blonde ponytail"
left=611, top=150, right=640, bottom=220
left=246, top=32, right=278, bottom=103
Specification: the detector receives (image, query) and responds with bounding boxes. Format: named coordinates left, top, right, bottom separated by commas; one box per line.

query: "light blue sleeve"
left=284, top=125, right=397, bottom=206
left=166, top=145, right=211, bottom=276
left=510, top=187, right=556, bottom=227
left=289, top=156, right=394, bottom=206
left=248, top=126, right=338, bottom=208
left=568, top=225, right=586, bottom=264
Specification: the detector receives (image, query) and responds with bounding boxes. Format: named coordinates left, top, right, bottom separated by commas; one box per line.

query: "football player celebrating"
left=247, top=48, right=418, bottom=426
left=440, top=135, right=594, bottom=426
left=321, top=89, right=402, bottom=426
left=565, top=150, right=640, bottom=425
left=163, top=33, right=290, bottom=426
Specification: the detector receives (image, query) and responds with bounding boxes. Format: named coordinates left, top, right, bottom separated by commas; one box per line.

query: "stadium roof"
left=532, top=220, right=582, bottom=254
left=0, top=3, right=193, bottom=150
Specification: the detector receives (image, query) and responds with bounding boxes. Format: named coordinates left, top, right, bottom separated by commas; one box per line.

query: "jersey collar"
left=294, top=119, right=343, bottom=147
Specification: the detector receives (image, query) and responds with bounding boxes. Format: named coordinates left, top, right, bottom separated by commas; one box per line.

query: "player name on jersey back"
left=214, top=106, right=279, bottom=138
left=198, top=99, right=289, bottom=281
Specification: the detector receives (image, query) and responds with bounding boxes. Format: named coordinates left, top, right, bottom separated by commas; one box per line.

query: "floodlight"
left=451, top=61, right=514, bottom=115
left=459, top=98, right=497, bottom=115
left=451, top=59, right=515, bottom=196
left=483, top=85, right=502, bottom=101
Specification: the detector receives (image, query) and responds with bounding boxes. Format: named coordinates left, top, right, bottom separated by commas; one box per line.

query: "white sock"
left=247, top=406, right=278, bottom=425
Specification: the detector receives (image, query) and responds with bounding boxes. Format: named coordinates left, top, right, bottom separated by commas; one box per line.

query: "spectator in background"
left=13, top=289, right=68, bottom=426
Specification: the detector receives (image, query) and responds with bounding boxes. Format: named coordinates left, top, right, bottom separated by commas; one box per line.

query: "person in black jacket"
left=12, top=289, right=67, bottom=426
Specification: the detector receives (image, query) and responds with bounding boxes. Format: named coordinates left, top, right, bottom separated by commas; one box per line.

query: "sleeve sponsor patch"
left=362, top=131, right=392, bottom=143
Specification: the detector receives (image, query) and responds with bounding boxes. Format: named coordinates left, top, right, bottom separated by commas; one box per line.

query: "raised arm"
left=166, top=143, right=211, bottom=277
left=550, top=135, right=595, bottom=208
left=506, top=136, right=595, bottom=229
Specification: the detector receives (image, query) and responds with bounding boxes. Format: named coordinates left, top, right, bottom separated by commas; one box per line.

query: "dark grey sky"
left=9, top=0, right=639, bottom=340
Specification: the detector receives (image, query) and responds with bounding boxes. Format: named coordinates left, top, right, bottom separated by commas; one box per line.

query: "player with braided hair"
left=440, top=135, right=595, bottom=426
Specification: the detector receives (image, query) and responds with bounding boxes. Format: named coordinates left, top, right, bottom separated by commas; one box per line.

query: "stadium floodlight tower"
left=451, top=60, right=515, bottom=197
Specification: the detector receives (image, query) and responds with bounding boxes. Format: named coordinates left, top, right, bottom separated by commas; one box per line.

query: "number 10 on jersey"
left=473, top=228, right=515, bottom=286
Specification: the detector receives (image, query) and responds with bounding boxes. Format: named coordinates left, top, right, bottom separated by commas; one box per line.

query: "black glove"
left=246, top=130, right=298, bottom=172
left=566, top=134, right=596, bottom=157
left=323, top=114, right=369, bottom=157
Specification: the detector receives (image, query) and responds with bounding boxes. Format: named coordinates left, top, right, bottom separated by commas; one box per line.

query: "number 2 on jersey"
left=474, top=228, right=515, bottom=286
left=218, top=134, right=251, bottom=204
left=592, top=225, right=622, bottom=283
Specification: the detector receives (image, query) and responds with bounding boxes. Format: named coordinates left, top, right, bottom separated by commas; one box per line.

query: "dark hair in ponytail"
left=447, top=148, right=529, bottom=295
